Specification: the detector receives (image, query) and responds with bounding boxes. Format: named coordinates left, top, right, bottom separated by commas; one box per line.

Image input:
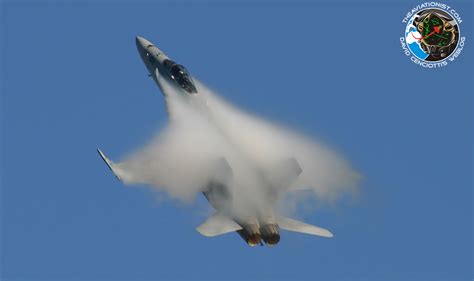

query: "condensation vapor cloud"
left=114, top=76, right=360, bottom=216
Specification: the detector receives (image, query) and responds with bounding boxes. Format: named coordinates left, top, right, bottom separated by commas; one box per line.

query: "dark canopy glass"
left=169, top=64, right=197, bottom=93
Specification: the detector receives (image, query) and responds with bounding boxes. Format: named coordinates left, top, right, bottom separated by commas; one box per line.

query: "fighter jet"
left=97, top=37, right=334, bottom=247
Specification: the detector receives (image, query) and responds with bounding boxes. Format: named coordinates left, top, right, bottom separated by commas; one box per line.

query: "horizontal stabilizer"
left=277, top=216, right=333, bottom=238
left=196, top=213, right=242, bottom=237
left=97, top=148, right=126, bottom=182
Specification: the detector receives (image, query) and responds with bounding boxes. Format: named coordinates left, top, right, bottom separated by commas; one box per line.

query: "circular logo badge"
left=400, top=3, right=465, bottom=68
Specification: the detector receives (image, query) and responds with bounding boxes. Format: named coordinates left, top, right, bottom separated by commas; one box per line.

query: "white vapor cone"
left=114, top=78, right=360, bottom=214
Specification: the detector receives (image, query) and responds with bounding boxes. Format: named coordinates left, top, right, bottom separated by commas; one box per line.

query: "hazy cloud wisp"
left=114, top=78, right=360, bottom=216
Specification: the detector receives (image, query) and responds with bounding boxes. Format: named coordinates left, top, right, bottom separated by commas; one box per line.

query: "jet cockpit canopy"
left=168, top=62, right=197, bottom=94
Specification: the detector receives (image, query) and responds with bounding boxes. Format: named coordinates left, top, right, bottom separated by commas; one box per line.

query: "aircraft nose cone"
left=135, top=36, right=152, bottom=49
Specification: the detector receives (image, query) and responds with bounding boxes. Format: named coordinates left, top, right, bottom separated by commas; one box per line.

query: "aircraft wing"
left=97, top=149, right=139, bottom=184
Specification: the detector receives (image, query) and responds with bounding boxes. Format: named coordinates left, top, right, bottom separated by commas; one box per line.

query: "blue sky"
left=1, top=0, right=472, bottom=280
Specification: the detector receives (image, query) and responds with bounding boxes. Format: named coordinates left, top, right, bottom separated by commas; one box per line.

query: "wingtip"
left=97, top=148, right=110, bottom=165
left=317, top=227, right=334, bottom=238
left=96, top=148, right=122, bottom=181
left=196, top=227, right=213, bottom=237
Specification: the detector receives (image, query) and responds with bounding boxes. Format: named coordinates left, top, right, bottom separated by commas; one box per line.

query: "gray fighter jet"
left=97, top=37, right=333, bottom=247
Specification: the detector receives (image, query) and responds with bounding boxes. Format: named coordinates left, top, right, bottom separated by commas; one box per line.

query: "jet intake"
left=260, top=224, right=280, bottom=246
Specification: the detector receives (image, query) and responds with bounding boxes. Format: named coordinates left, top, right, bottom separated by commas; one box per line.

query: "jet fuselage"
left=135, top=36, right=279, bottom=246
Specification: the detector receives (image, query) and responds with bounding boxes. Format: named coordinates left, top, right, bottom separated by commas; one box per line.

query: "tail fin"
left=97, top=148, right=126, bottom=182
left=277, top=216, right=333, bottom=238
left=196, top=213, right=242, bottom=237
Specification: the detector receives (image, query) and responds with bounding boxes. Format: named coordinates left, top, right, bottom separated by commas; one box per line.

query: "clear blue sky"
left=1, top=0, right=472, bottom=280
